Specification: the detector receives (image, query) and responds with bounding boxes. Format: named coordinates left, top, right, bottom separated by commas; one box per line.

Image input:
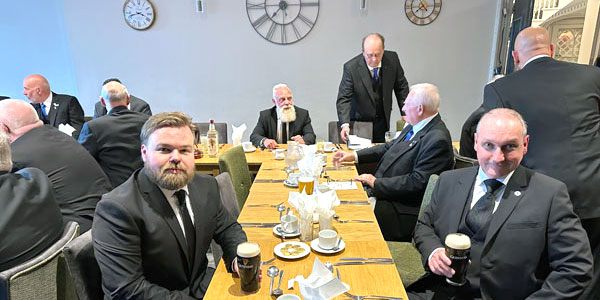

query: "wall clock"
left=405, top=0, right=441, bottom=26
left=246, top=0, right=320, bottom=45
left=123, top=0, right=155, bottom=30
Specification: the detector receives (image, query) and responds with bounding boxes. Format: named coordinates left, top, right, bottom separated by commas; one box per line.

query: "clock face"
left=246, top=0, right=320, bottom=45
left=123, top=0, right=155, bottom=30
left=405, top=0, right=442, bottom=26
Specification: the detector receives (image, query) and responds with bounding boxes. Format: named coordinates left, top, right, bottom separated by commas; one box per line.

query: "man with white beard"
left=250, top=84, right=316, bottom=149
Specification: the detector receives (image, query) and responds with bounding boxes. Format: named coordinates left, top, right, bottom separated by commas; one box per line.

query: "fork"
left=343, top=291, right=403, bottom=300
left=247, top=201, right=284, bottom=207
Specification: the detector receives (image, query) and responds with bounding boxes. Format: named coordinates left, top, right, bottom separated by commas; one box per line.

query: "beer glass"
left=237, top=242, right=261, bottom=293
left=444, top=233, right=471, bottom=286
left=298, top=176, right=314, bottom=195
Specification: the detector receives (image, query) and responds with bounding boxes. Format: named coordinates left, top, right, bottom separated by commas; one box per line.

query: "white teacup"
left=318, top=229, right=338, bottom=249
left=277, top=294, right=301, bottom=300
left=274, top=149, right=285, bottom=160
left=241, top=141, right=253, bottom=151
left=281, top=215, right=299, bottom=233
left=287, top=173, right=300, bottom=185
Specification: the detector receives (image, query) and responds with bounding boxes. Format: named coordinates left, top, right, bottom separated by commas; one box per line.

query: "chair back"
left=218, top=146, right=252, bottom=209
left=453, top=149, right=479, bottom=169
left=396, top=119, right=406, bottom=131
left=419, top=174, right=439, bottom=218
left=327, top=121, right=373, bottom=143
left=215, top=172, right=241, bottom=218
left=0, top=221, right=79, bottom=300
left=62, top=230, right=103, bottom=300
left=194, top=122, right=228, bottom=144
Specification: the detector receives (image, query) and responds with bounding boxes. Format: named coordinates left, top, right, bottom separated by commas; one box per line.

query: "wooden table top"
left=201, top=145, right=408, bottom=300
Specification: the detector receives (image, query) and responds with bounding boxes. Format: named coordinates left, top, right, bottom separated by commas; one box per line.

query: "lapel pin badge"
left=514, top=191, right=522, bottom=196
left=53, top=103, right=59, bottom=108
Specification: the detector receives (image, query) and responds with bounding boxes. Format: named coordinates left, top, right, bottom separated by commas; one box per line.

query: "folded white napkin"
left=58, top=123, right=76, bottom=137
left=323, top=181, right=358, bottom=190
left=347, top=135, right=371, bottom=150
left=288, top=258, right=349, bottom=300
left=231, top=123, right=246, bottom=146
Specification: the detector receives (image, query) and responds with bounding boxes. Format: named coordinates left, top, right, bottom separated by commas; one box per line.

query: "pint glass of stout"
left=444, top=233, right=471, bottom=286
left=237, top=242, right=261, bottom=293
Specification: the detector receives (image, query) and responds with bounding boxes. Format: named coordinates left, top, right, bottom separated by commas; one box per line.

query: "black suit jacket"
left=482, top=57, right=600, bottom=220
left=459, top=106, right=485, bottom=159
left=32, top=92, right=85, bottom=139
left=336, top=50, right=409, bottom=130
left=78, top=106, right=150, bottom=188
left=413, top=166, right=592, bottom=299
left=0, top=168, right=64, bottom=271
left=93, top=169, right=247, bottom=299
left=250, top=105, right=316, bottom=146
left=10, top=125, right=111, bottom=232
left=93, top=95, right=152, bottom=119
left=357, top=114, right=454, bottom=240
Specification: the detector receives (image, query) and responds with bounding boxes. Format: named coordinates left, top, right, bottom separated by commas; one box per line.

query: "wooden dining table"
left=197, top=144, right=408, bottom=300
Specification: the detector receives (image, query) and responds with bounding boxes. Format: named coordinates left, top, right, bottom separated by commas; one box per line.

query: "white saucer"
left=283, top=180, right=299, bottom=188
left=273, top=224, right=300, bottom=238
left=310, top=238, right=345, bottom=254
left=324, top=147, right=338, bottom=153
left=274, top=241, right=310, bottom=260
left=243, top=146, right=256, bottom=153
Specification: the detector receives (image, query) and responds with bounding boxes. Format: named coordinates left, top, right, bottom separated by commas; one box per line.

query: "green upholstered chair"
left=0, top=221, right=79, bottom=300
left=218, top=146, right=252, bottom=209
left=387, top=174, right=439, bottom=286
left=396, top=119, right=406, bottom=131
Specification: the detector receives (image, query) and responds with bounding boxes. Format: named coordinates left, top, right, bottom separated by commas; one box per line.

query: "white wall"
left=0, top=0, right=78, bottom=99
left=5, top=0, right=499, bottom=142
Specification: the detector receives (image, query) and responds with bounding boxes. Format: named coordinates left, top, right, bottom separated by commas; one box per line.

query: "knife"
left=341, top=257, right=393, bottom=261
left=334, top=261, right=394, bottom=266
left=340, top=201, right=370, bottom=205
left=240, top=223, right=279, bottom=228
left=254, top=179, right=286, bottom=183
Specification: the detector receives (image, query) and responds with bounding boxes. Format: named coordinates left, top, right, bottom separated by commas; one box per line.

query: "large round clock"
left=405, top=0, right=442, bottom=26
left=246, top=0, right=320, bottom=45
left=123, top=0, right=155, bottom=30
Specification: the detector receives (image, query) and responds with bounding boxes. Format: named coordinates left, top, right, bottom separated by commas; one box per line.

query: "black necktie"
left=466, top=179, right=503, bottom=233
left=175, top=190, right=196, bottom=267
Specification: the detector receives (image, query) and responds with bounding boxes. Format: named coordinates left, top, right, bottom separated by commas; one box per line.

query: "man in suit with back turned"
left=93, top=78, right=152, bottom=119
left=93, top=112, right=248, bottom=299
left=0, top=99, right=111, bottom=232
left=0, top=131, right=64, bottom=272
left=482, top=26, right=600, bottom=300
left=409, top=108, right=592, bottom=299
left=333, top=83, right=454, bottom=242
left=336, top=33, right=409, bottom=143
left=79, top=81, right=150, bottom=188
left=22, top=74, right=85, bottom=139
left=250, top=83, right=316, bottom=149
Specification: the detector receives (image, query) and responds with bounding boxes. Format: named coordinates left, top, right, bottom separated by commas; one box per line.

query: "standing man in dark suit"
left=333, top=83, right=454, bottom=241
left=0, top=131, right=64, bottom=272
left=482, top=26, right=600, bottom=300
left=250, top=84, right=316, bottom=149
left=79, top=81, right=150, bottom=188
left=22, top=74, right=85, bottom=139
left=336, top=33, right=409, bottom=143
left=93, top=78, right=152, bottom=119
left=0, top=99, right=111, bottom=232
left=93, top=112, right=248, bottom=299
left=409, top=109, right=592, bottom=299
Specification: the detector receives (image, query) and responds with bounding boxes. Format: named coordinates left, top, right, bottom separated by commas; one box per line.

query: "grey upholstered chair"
left=387, top=174, right=439, bottom=286
left=194, top=122, right=228, bottom=144
left=327, top=121, right=373, bottom=144
left=453, top=148, right=479, bottom=169
left=0, top=221, right=79, bottom=300
left=62, top=230, right=103, bottom=300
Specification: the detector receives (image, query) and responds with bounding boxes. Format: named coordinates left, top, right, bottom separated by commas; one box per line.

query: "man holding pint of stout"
left=408, top=109, right=593, bottom=299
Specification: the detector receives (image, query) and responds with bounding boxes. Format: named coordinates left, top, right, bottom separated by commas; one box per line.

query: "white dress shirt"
left=159, top=186, right=195, bottom=237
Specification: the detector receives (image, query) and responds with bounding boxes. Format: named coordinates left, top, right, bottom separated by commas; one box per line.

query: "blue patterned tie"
left=40, top=103, right=48, bottom=118
left=373, top=67, right=380, bottom=83
left=403, top=129, right=413, bottom=141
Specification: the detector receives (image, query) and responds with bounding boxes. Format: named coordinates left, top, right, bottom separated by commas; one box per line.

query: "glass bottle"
left=207, top=119, right=219, bottom=157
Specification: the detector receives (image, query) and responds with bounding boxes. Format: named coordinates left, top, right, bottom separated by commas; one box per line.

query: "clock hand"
left=271, top=8, right=281, bottom=17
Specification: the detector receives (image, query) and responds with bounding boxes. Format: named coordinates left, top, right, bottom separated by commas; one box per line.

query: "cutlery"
left=247, top=201, right=284, bottom=207
left=267, top=266, right=279, bottom=296
left=254, top=179, right=286, bottom=183
left=332, top=214, right=374, bottom=224
left=261, top=257, right=276, bottom=265
left=340, top=201, right=370, bottom=205
left=331, top=236, right=343, bottom=252
left=334, top=261, right=394, bottom=266
left=240, top=223, right=280, bottom=228
left=336, top=268, right=341, bottom=280
left=341, top=257, right=393, bottom=262
left=325, top=166, right=353, bottom=171
left=344, top=291, right=403, bottom=300
left=272, top=270, right=284, bottom=297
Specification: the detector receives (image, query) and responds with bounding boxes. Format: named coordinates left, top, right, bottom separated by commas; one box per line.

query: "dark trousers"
left=372, top=117, right=388, bottom=143
left=580, top=217, right=600, bottom=300
left=374, top=199, right=417, bottom=242
left=407, top=274, right=480, bottom=300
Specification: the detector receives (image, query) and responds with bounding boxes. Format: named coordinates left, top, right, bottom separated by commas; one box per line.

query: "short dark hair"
left=140, top=112, right=196, bottom=145
left=102, top=78, right=122, bottom=85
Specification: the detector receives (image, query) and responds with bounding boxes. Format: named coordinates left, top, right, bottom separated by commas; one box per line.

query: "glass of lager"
left=237, top=242, right=261, bottom=293
left=444, top=233, right=471, bottom=286
left=298, top=176, right=314, bottom=195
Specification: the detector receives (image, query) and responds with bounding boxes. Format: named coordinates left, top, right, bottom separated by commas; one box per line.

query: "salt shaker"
left=312, top=213, right=320, bottom=241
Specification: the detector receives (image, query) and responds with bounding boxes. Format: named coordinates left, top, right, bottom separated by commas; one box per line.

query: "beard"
left=145, top=161, right=194, bottom=190
left=278, top=105, right=296, bottom=123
